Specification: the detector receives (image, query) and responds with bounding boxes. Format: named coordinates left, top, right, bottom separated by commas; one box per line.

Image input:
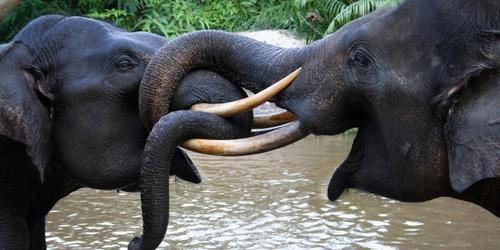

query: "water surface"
left=46, top=135, right=500, bottom=249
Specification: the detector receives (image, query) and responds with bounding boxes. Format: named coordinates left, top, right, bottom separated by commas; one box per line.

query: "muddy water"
left=46, top=135, right=500, bottom=249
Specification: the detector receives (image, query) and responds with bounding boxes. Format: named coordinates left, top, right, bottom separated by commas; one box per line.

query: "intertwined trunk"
left=138, top=30, right=306, bottom=129
left=129, top=111, right=251, bottom=249
left=134, top=31, right=308, bottom=249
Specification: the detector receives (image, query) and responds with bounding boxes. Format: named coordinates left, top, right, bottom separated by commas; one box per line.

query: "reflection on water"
left=46, top=135, right=500, bottom=249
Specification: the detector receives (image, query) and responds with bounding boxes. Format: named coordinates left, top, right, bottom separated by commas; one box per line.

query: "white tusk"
left=182, top=121, right=308, bottom=156
left=190, top=68, right=301, bottom=117
left=250, top=125, right=286, bottom=136
left=252, top=111, right=296, bottom=128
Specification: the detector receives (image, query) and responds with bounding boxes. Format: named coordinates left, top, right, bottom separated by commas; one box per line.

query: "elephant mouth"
left=180, top=68, right=310, bottom=156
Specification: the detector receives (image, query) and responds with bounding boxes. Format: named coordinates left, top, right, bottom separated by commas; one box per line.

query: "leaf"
left=324, top=0, right=402, bottom=35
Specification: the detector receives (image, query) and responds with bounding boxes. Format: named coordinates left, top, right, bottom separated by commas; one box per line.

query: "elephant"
left=135, top=0, right=499, bottom=246
left=1, top=14, right=289, bottom=249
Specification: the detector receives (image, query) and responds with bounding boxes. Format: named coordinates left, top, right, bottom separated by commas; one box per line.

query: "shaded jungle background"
left=0, top=0, right=402, bottom=43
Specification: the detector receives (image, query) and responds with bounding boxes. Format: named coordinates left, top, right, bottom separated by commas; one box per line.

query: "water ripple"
left=46, top=136, right=500, bottom=249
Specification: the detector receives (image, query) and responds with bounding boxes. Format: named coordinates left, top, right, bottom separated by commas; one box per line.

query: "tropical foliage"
left=297, top=0, right=402, bottom=41
left=0, top=0, right=403, bottom=43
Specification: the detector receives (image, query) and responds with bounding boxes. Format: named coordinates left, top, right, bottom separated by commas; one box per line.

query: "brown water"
left=46, top=135, right=500, bottom=249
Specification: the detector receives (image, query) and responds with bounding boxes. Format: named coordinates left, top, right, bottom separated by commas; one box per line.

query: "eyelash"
left=346, top=43, right=380, bottom=85
left=110, top=53, right=139, bottom=72
left=117, top=59, right=133, bottom=69
left=349, top=47, right=372, bottom=68
left=352, top=53, right=370, bottom=67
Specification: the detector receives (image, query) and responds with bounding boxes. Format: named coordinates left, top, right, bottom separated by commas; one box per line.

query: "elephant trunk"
left=128, top=111, right=250, bottom=250
left=139, top=30, right=306, bottom=129
left=133, top=31, right=310, bottom=248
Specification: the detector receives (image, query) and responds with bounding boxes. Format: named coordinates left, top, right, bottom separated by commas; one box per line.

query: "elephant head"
left=0, top=14, right=271, bottom=247
left=1, top=13, right=298, bottom=248
left=139, top=0, right=500, bottom=223
left=0, top=15, right=204, bottom=189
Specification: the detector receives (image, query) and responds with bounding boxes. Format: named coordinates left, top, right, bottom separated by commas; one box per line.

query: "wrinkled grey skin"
left=0, top=15, right=252, bottom=249
left=134, top=0, right=499, bottom=248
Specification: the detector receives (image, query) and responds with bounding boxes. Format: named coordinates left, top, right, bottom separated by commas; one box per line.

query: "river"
left=46, top=135, right=500, bottom=249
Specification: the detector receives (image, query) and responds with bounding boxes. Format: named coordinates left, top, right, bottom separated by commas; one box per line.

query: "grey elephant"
left=0, top=13, right=293, bottom=248
left=133, top=0, right=499, bottom=247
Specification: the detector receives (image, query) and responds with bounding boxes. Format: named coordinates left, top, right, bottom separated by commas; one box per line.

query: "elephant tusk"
left=182, top=121, right=308, bottom=156
left=190, top=68, right=301, bottom=117
left=250, top=124, right=286, bottom=136
left=252, top=111, right=296, bottom=128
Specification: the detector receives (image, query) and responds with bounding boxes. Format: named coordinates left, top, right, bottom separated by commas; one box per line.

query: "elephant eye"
left=116, top=55, right=138, bottom=71
left=352, top=52, right=370, bottom=67
left=347, top=43, right=378, bottom=85
left=349, top=49, right=372, bottom=69
left=347, top=41, right=376, bottom=70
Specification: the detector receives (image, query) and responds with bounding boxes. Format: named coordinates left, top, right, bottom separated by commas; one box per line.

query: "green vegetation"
left=1, top=0, right=402, bottom=43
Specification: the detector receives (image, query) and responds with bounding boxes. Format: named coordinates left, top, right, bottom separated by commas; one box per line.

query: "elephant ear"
left=445, top=30, right=500, bottom=193
left=0, top=42, right=52, bottom=181
left=170, top=147, right=201, bottom=184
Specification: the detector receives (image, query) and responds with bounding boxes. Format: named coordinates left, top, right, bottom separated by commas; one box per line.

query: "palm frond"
left=323, top=0, right=348, bottom=20
left=324, top=0, right=403, bottom=35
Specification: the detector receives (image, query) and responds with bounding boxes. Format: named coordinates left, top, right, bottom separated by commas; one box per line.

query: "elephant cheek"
left=55, top=121, right=145, bottom=189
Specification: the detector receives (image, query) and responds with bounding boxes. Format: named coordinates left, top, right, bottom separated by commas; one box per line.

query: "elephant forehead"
left=111, top=30, right=167, bottom=51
